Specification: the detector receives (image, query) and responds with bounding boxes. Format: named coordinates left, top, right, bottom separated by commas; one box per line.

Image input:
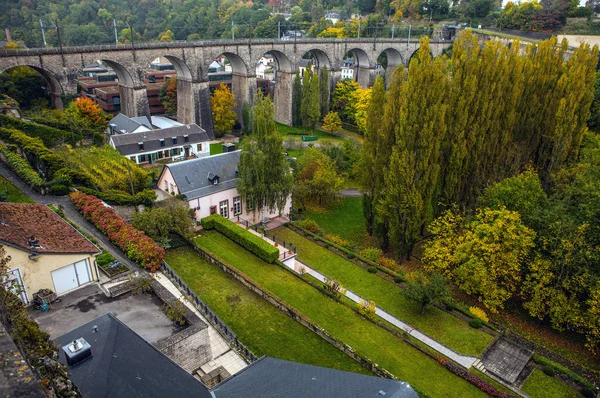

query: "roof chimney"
left=62, top=338, right=92, bottom=366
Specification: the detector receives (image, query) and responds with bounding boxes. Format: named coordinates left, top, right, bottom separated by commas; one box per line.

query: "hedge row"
left=0, top=146, right=44, bottom=190
left=0, top=114, right=82, bottom=147
left=0, top=127, right=66, bottom=179
left=532, top=354, right=595, bottom=391
left=76, top=186, right=157, bottom=206
left=70, top=191, right=164, bottom=271
left=201, top=214, right=279, bottom=263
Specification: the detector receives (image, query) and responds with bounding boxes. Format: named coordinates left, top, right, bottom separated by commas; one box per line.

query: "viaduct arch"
left=0, top=39, right=452, bottom=136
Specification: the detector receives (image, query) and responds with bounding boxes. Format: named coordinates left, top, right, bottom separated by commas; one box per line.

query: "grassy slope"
left=194, top=231, right=486, bottom=398
left=0, top=176, right=34, bottom=203
left=522, top=369, right=583, bottom=398
left=276, top=122, right=344, bottom=144
left=165, top=247, right=369, bottom=374
left=302, top=197, right=367, bottom=248
left=271, top=227, right=494, bottom=357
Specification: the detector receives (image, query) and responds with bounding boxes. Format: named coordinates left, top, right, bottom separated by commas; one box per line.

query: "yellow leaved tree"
left=210, top=83, right=237, bottom=138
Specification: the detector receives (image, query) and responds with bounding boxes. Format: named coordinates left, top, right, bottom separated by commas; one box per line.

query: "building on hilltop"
left=157, top=150, right=292, bottom=223
left=0, top=203, right=100, bottom=303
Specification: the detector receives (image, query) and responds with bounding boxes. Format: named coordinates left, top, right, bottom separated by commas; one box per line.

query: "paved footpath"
left=243, top=224, right=478, bottom=369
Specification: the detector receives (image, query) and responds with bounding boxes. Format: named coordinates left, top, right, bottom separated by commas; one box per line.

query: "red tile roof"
left=0, top=203, right=99, bottom=254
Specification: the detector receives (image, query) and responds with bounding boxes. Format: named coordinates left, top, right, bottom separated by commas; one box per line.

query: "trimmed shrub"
left=380, top=256, right=401, bottom=271
left=367, top=266, right=378, bottom=274
left=0, top=147, right=44, bottom=190
left=469, top=306, right=489, bottom=322
left=347, top=252, right=355, bottom=259
left=70, top=191, right=165, bottom=271
left=295, top=219, right=320, bottom=233
left=531, top=355, right=595, bottom=390
left=96, top=252, right=115, bottom=267
left=50, top=184, right=69, bottom=196
left=324, top=234, right=351, bottom=249
left=359, top=247, right=383, bottom=264
left=394, top=276, right=403, bottom=283
left=76, top=186, right=156, bottom=206
left=435, top=356, right=511, bottom=398
left=469, top=318, right=483, bottom=329
left=201, top=214, right=279, bottom=263
left=542, top=365, right=556, bottom=377
left=0, top=114, right=82, bottom=147
left=358, top=299, right=376, bottom=319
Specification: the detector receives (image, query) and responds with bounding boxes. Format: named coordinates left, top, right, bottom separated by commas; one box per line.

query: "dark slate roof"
left=0, top=203, right=99, bottom=254
left=56, top=313, right=211, bottom=398
left=163, top=150, right=241, bottom=200
left=108, top=113, right=150, bottom=134
left=110, top=124, right=210, bottom=156
left=131, top=116, right=153, bottom=129
left=212, top=356, right=418, bottom=398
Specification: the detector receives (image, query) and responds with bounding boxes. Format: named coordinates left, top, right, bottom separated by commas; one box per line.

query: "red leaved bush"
left=435, top=356, right=513, bottom=398
left=70, top=191, right=164, bottom=272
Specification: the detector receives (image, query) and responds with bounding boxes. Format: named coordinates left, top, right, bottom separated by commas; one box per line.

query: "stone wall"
left=155, top=322, right=211, bottom=373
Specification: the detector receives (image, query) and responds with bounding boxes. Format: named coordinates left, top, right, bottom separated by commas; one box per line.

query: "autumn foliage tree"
left=66, top=97, right=109, bottom=132
left=322, top=111, right=342, bottom=133
left=159, top=77, right=177, bottom=117
left=210, top=83, right=237, bottom=138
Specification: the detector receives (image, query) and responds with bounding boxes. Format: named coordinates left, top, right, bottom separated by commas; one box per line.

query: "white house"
left=256, top=55, right=274, bottom=79
left=341, top=58, right=355, bottom=80
left=109, top=124, right=211, bottom=164
left=324, top=12, right=340, bottom=24
left=157, top=150, right=292, bottom=223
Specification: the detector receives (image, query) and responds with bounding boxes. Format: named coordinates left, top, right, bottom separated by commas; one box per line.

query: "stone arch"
left=407, top=47, right=433, bottom=67
left=300, top=49, right=331, bottom=71
left=378, top=48, right=403, bottom=86
left=252, top=50, right=295, bottom=126
left=0, top=65, right=65, bottom=109
left=346, top=48, right=373, bottom=87
left=163, top=55, right=193, bottom=81
left=100, top=59, right=135, bottom=86
left=99, top=59, right=148, bottom=118
left=346, top=48, right=371, bottom=68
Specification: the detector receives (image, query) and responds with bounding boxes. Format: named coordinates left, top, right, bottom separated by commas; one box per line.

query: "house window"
left=219, top=200, right=229, bottom=218
left=138, top=142, right=144, bottom=150
left=233, top=196, right=242, bottom=215
left=184, top=135, right=189, bottom=143
left=170, top=183, right=175, bottom=193
left=160, top=139, right=165, bottom=147
left=164, top=181, right=169, bottom=191
left=210, top=205, right=217, bottom=215
left=197, top=143, right=202, bottom=152
left=172, top=137, right=177, bottom=145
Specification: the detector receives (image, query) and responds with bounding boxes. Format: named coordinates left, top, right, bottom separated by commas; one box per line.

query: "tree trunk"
left=420, top=302, right=426, bottom=316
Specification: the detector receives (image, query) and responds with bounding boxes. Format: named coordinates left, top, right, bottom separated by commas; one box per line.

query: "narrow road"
left=338, top=188, right=361, bottom=197
left=0, top=162, right=138, bottom=271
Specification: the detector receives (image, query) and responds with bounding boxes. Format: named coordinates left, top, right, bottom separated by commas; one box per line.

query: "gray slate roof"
left=56, top=313, right=211, bottom=398
left=110, top=124, right=210, bottom=156
left=131, top=116, right=153, bottom=129
left=212, top=356, right=418, bottom=398
left=164, top=150, right=241, bottom=201
left=108, top=113, right=150, bottom=134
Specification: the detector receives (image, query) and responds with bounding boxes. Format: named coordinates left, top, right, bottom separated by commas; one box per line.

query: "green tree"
left=405, top=272, right=451, bottom=315
left=424, top=207, right=536, bottom=312
left=237, top=91, right=293, bottom=218
left=242, top=102, right=252, bottom=135
left=210, top=83, right=237, bottom=138
left=295, top=148, right=344, bottom=208
left=293, top=71, right=303, bottom=127
left=159, top=29, right=175, bottom=41
left=319, top=66, right=330, bottom=118
left=322, top=111, right=342, bottom=133
left=132, top=198, right=194, bottom=248
left=331, top=79, right=361, bottom=124
left=300, top=63, right=320, bottom=131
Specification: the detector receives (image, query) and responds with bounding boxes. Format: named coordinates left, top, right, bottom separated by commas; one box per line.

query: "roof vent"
left=186, top=124, right=191, bottom=129
left=378, top=391, right=386, bottom=396
left=62, top=338, right=92, bottom=367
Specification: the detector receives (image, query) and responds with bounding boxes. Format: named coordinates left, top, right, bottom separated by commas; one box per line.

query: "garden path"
left=241, top=223, right=478, bottom=369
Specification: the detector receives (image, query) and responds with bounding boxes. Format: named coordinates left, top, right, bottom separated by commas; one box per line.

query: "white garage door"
left=51, top=260, right=92, bottom=295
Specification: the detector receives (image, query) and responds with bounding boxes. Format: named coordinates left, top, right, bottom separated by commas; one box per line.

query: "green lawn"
left=270, top=227, right=494, bottom=357
left=194, top=230, right=486, bottom=398
left=0, top=176, right=34, bottom=203
left=210, top=143, right=224, bottom=155
left=302, top=197, right=367, bottom=248
left=276, top=122, right=344, bottom=144
left=522, top=369, right=583, bottom=398
left=165, top=247, right=368, bottom=374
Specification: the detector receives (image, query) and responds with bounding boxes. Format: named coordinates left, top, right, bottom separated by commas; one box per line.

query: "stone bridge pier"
left=273, top=71, right=294, bottom=126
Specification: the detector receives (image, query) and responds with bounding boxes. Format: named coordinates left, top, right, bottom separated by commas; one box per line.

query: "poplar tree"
left=292, top=71, right=302, bottom=127
left=319, top=66, right=330, bottom=118
left=300, top=63, right=312, bottom=129
left=237, top=91, right=293, bottom=218
left=378, top=37, right=448, bottom=258
left=307, top=70, right=321, bottom=131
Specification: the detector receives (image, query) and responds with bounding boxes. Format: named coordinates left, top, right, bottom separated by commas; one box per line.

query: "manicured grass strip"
left=522, top=369, right=583, bottom=398
left=195, top=231, right=486, bottom=398
left=271, top=227, right=494, bottom=357
left=165, top=247, right=369, bottom=375
left=210, top=143, right=224, bottom=155
left=276, top=122, right=344, bottom=142
left=0, top=175, right=34, bottom=203
left=302, top=197, right=367, bottom=248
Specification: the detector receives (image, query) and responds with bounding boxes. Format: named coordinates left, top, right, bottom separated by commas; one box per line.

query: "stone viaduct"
left=0, top=38, right=452, bottom=136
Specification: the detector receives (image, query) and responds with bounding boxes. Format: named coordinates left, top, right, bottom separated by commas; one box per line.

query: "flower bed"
left=435, top=356, right=513, bottom=398
left=201, top=214, right=279, bottom=263
left=70, top=191, right=164, bottom=271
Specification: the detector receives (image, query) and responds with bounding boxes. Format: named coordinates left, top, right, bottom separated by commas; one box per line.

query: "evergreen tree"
left=319, top=66, right=330, bottom=118
left=242, top=102, right=252, bottom=135
left=237, top=91, right=293, bottom=218
left=301, top=64, right=312, bottom=129
left=307, top=69, right=321, bottom=131
left=293, top=71, right=303, bottom=127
